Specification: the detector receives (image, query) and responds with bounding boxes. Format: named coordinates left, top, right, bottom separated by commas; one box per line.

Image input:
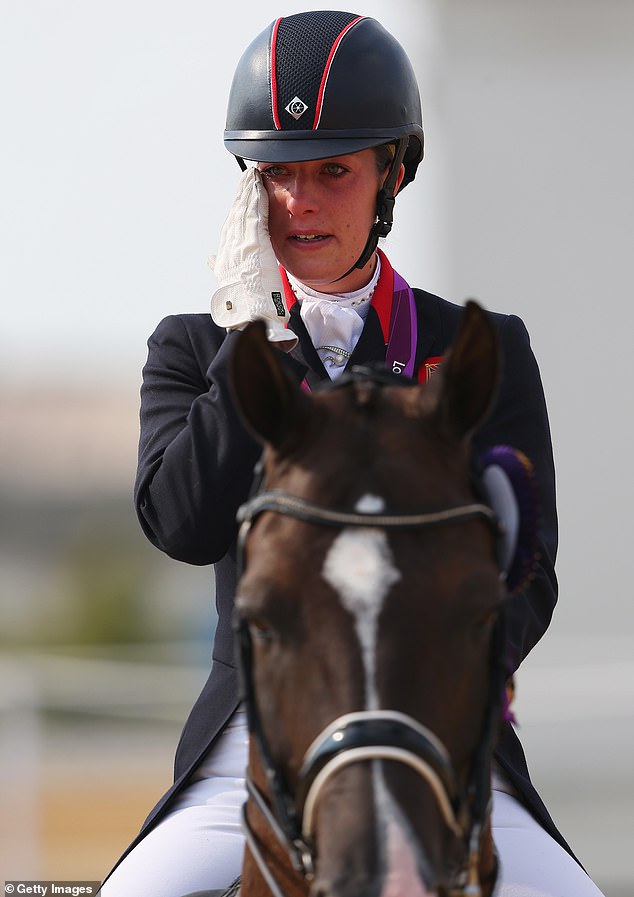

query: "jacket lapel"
left=348, top=306, right=387, bottom=367
left=288, top=303, right=330, bottom=389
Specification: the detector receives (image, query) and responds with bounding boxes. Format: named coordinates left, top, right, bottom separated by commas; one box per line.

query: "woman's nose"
left=284, top=175, right=319, bottom=215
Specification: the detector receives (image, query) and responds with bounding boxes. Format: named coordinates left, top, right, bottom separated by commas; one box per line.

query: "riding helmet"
left=224, top=10, right=424, bottom=190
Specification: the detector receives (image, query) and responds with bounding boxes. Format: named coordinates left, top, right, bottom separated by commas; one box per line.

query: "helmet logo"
left=285, top=96, right=308, bottom=120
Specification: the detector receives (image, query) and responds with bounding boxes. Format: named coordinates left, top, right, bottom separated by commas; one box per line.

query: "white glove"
left=209, top=167, right=298, bottom=350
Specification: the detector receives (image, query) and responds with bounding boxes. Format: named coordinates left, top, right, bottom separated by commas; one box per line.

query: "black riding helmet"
left=224, top=10, right=424, bottom=273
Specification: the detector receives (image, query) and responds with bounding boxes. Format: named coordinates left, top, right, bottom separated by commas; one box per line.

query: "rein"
left=235, top=488, right=504, bottom=897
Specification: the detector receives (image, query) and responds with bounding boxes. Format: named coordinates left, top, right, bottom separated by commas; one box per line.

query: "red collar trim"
left=370, top=248, right=394, bottom=344
left=280, top=248, right=394, bottom=345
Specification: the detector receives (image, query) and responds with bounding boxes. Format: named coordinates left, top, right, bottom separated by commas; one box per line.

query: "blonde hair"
left=372, top=142, right=397, bottom=173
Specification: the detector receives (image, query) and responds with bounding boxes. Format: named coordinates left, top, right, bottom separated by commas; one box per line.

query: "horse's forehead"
left=316, top=380, right=424, bottom=418
left=301, top=383, right=435, bottom=461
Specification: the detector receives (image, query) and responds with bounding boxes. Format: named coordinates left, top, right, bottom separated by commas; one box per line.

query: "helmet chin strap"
left=333, top=136, right=409, bottom=283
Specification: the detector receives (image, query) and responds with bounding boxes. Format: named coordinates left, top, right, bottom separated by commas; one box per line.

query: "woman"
left=100, top=11, right=604, bottom=897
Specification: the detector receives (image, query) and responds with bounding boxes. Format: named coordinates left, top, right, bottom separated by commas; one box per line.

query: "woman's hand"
left=210, top=167, right=298, bottom=351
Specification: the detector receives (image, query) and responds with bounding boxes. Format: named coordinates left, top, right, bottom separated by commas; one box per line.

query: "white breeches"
left=100, top=709, right=604, bottom=897
left=100, top=708, right=249, bottom=896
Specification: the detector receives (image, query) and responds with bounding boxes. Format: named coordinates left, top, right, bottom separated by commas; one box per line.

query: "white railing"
left=0, top=649, right=207, bottom=878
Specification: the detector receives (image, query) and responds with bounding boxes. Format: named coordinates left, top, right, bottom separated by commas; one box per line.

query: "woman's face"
left=258, top=149, right=402, bottom=294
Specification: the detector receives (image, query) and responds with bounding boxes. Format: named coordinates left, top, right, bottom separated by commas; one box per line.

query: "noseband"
left=234, top=487, right=505, bottom=897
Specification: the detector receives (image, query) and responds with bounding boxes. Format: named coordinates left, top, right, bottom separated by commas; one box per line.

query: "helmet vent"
left=273, top=10, right=361, bottom=130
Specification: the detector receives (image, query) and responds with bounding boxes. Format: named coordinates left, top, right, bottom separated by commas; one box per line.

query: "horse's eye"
left=478, top=608, right=499, bottom=627
left=477, top=594, right=506, bottom=627
left=249, top=618, right=275, bottom=644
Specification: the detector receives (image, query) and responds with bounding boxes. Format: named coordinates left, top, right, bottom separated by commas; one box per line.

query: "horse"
left=196, top=301, right=534, bottom=897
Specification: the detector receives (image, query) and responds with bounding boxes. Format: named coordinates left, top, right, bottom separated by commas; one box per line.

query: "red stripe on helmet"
left=313, top=16, right=364, bottom=129
left=270, top=17, right=283, bottom=129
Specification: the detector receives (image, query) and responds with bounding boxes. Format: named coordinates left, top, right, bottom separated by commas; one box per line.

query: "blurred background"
left=1, top=0, right=632, bottom=893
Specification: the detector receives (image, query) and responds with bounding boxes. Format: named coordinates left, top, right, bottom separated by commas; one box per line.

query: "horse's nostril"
left=310, top=880, right=329, bottom=897
left=310, top=873, right=384, bottom=897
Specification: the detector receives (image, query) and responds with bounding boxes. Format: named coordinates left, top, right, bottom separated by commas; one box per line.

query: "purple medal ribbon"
left=385, top=270, right=418, bottom=378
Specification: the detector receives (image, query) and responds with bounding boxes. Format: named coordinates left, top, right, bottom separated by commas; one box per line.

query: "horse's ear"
left=230, top=320, right=311, bottom=448
left=434, top=300, right=500, bottom=441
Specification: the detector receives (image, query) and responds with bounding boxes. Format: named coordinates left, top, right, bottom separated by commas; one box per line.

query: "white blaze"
left=323, top=495, right=431, bottom=895
left=376, top=768, right=436, bottom=897
left=322, top=494, right=400, bottom=708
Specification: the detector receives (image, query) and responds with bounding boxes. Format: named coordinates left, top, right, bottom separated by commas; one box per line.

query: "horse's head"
left=230, top=302, right=511, bottom=897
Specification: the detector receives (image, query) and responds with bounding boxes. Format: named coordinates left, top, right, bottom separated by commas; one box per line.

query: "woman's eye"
left=323, top=163, right=346, bottom=177
left=260, top=165, right=285, bottom=179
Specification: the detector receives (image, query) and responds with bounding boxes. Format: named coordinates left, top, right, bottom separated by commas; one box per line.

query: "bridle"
left=234, top=485, right=506, bottom=897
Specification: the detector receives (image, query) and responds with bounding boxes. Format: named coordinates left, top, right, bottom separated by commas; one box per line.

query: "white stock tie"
left=288, top=257, right=381, bottom=379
